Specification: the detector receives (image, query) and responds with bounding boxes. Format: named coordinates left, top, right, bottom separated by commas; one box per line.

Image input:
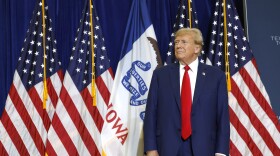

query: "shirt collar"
left=179, top=58, right=199, bottom=72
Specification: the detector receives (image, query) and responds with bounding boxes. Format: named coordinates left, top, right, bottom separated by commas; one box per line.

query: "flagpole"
left=89, top=0, right=97, bottom=106
left=41, top=0, right=48, bottom=109
left=223, top=0, right=231, bottom=91
left=188, top=0, right=192, bottom=28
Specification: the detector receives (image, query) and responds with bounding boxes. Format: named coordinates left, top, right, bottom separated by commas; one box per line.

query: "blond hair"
left=175, top=28, right=204, bottom=48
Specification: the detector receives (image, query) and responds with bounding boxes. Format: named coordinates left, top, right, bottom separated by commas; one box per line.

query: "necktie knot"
left=184, top=65, right=190, bottom=71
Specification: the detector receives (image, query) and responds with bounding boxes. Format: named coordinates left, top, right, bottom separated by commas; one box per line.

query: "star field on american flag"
left=68, top=4, right=110, bottom=91
left=165, top=0, right=199, bottom=64
left=200, top=1, right=253, bottom=76
left=17, top=1, right=61, bottom=90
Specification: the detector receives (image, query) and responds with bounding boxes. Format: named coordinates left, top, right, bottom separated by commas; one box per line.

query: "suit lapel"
left=169, top=64, right=181, bottom=109
left=193, top=63, right=207, bottom=105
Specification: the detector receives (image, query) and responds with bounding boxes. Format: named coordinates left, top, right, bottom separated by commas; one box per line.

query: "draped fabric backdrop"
left=0, top=0, right=243, bottom=116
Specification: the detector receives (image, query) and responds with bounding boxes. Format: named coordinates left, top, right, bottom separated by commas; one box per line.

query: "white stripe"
left=4, top=95, right=40, bottom=155
left=0, top=121, right=20, bottom=156
left=47, top=123, right=69, bottom=155
left=63, top=72, right=102, bottom=154
left=47, top=72, right=63, bottom=119
left=100, top=70, right=114, bottom=93
left=63, top=71, right=102, bottom=154
left=53, top=94, right=90, bottom=156
left=243, top=61, right=271, bottom=106
left=229, top=123, right=252, bottom=156
left=229, top=91, right=273, bottom=155
left=232, top=71, right=280, bottom=147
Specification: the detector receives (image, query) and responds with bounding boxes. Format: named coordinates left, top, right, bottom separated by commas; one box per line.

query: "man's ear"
left=194, top=45, right=201, bottom=54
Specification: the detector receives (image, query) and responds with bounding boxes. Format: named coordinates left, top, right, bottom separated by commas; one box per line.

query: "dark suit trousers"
left=177, top=136, right=194, bottom=156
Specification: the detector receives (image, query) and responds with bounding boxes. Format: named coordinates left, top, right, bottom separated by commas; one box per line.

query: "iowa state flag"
left=101, top=0, right=161, bottom=155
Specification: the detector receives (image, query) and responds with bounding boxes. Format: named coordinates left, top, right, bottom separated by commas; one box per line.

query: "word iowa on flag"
left=46, top=0, right=113, bottom=156
left=0, top=0, right=63, bottom=155
left=201, top=0, right=280, bottom=155
left=101, top=0, right=162, bottom=155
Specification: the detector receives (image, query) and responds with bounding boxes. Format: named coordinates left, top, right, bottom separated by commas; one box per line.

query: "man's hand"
left=146, top=150, right=159, bottom=156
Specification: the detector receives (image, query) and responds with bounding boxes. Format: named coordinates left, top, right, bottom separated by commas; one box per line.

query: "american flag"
left=46, top=0, right=113, bottom=155
left=0, top=0, right=63, bottom=155
left=200, top=0, right=280, bottom=155
left=165, top=0, right=199, bottom=64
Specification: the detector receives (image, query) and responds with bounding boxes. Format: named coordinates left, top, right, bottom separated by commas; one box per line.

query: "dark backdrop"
left=246, top=0, right=280, bottom=119
left=0, top=0, right=243, bottom=116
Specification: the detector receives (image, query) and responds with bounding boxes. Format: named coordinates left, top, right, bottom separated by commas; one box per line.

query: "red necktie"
left=181, top=65, right=192, bottom=140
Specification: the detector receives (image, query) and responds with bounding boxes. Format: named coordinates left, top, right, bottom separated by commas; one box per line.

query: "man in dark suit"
left=144, top=28, right=230, bottom=156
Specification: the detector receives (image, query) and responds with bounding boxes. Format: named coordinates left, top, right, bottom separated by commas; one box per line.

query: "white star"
left=28, top=50, right=32, bottom=54
left=181, top=14, right=185, bottom=19
left=41, top=64, right=44, bottom=68
left=23, top=69, right=27, bottom=73
left=31, top=71, right=34, bottom=75
left=49, top=68, right=53, bottom=72
left=38, top=73, right=43, bottom=78
left=35, top=51, right=39, bottom=55
left=214, top=11, right=218, bottom=16
left=28, top=80, right=32, bottom=85
left=94, top=35, right=98, bottom=39
left=212, top=30, right=216, bottom=35
left=51, top=58, right=55, bottom=62
left=241, top=56, right=246, bottom=61
left=218, top=52, right=222, bottom=56
left=217, top=61, right=221, bottom=66
left=234, top=63, right=238, bottom=68
left=70, top=56, right=74, bottom=60
left=243, top=36, right=247, bottom=41
left=102, top=46, right=106, bottom=50
left=242, top=46, right=246, bottom=51
left=76, top=68, right=80, bottom=72
left=30, top=40, right=35, bottom=45
left=37, top=42, right=42, bottom=46
left=95, top=25, right=99, bottom=29
left=213, top=21, right=217, bottom=26
left=99, top=65, right=104, bottom=69
left=25, top=59, right=30, bottom=64
left=33, top=61, right=36, bottom=65
left=100, top=55, right=104, bottom=60
left=40, top=32, right=43, bottom=37
left=83, top=80, right=87, bottom=84
left=167, top=51, right=171, bottom=56
left=78, top=58, right=82, bottom=63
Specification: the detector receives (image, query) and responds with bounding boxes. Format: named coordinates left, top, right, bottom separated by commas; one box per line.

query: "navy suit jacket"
left=144, top=62, right=230, bottom=156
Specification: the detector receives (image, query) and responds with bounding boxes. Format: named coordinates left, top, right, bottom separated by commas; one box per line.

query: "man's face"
left=174, top=34, right=200, bottom=65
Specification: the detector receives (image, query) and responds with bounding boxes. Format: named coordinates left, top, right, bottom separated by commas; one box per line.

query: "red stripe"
left=229, top=140, right=242, bottom=156
left=231, top=79, right=280, bottom=154
left=229, top=106, right=262, bottom=155
left=239, top=65, right=280, bottom=132
left=9, top=83, right=45, bottom=155
left=45, top=140, right=57, bottom=156
left=0, top=110, right=29, bottom=155
left=46, top=113, right=78, bottom=155
left=0, top=141, right=9, bottom=156
left=60, top=86, right=100, bottom=156
left=28, top=87, right=51, bottom=130
left=96, top=73, right=112, bottom=106
left=108, top=67, right=114, bottom=79
left=81, top=88, right=104, bottom=133
left=47, top=72, right=61, bottom=109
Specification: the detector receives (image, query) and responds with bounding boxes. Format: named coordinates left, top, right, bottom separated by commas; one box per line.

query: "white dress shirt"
left=179, top=58, right=226, bottom=156
left=179, top=58, right=198, bottom=101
